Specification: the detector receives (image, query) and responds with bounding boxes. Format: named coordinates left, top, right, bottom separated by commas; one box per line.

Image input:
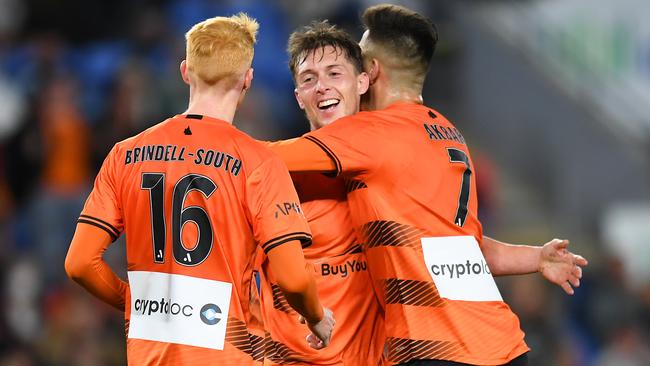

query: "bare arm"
left=482, top=236, right=588, bottom=295
left=64, top=224, right=128, bottom=310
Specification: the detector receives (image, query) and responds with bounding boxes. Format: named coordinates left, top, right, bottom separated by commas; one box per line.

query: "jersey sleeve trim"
left=262, top=232, right=312, bottom=254
left=78, top=215, right=120, bottom=241
left=304, top=135, right=342, bottom=176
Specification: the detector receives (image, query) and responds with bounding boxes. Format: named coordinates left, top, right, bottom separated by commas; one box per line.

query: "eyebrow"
left=297, top=64, right=345, bottom=78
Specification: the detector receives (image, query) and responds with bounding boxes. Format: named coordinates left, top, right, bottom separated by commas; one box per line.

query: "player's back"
left=306, top=102, right=528, bottom=365
left=87, top=114, right=310, bottom=365
left=259, top=173, right=384, bottom=366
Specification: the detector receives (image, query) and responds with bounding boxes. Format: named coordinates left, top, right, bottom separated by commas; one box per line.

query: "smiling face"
left=294, top=45, right=369, bottom=130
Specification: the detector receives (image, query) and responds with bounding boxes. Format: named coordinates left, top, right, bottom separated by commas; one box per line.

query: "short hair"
left=361, top=4, right=438, bottom=86
left=287, top=20, right=364, bottom=81
left=185, top=13, right=258, bottom=86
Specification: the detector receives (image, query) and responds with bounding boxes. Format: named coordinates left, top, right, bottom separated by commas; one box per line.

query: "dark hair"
left=287, top=20, right=364, bottom=80
left=361, top=4, right=438, bottom=77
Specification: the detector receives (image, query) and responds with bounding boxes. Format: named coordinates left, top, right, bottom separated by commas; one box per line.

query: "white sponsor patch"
left=421, top=236, right=502, bottom=301
left=127, top=271, right=232, bottom=350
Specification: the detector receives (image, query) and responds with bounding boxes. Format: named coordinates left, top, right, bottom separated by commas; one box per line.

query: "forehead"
left=296, top=45, right=357, bottom=74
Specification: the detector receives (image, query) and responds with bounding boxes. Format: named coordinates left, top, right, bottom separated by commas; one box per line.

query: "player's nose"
left=315, top=79, right=331, bottom=94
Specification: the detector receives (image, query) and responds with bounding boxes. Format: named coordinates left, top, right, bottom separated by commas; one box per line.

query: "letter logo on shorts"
left=200, top=303, right=222, bottom=325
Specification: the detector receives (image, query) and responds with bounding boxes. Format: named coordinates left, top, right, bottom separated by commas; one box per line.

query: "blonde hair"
left=185, top=13, right=259, bottom=86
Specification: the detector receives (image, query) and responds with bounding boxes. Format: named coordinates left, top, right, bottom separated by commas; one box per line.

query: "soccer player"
left=266, top=5, right=587, bottom=366
left=64, top=14, right=334, bottom=365
left=258, top=22, right=384, bottom=366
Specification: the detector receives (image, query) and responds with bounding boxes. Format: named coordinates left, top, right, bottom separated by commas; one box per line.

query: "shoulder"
left=113, top=117, right=175, bottom=150
left=333, top=106, right=418, bottom=127
left=335, top=110, right=382, bottom=125
left=309, top=110, right=387, bottom=138
left=228, top=132, right=288, bottom=174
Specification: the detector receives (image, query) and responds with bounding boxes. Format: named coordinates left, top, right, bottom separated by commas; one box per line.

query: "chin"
left=312, top=121, right=329, bottom=130
left=322, top=117, right=339, bottom=127
left=311, top=116, right=331, bottom=128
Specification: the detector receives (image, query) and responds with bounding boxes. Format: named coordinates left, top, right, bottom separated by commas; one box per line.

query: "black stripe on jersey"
left=361, top=220, right=427, bottom=249
left=185, top=114, right=203, bottom=120
left=262, top=232, right=312, bottom=254
left=344, top=179, right=367, bottom=193
left=334, top=244, right=363, bottom=257
left=384, top=278, right=443, bottom=307
left=304, top=135, right=342, bottom=177
left=347, top=244, right=363, bottom=254
left=77, top=219, right=119, bottom=242
left=249, top=333, right=265, bottom=362
left=271, top=284, right=294, bottom=313
left=225, top=317, right=264, bottom=361
left=264, top=332, right=304, bottom=364
left=386, top=337, right=464, bottom=364
left=79, top=214, right=120, bottom=238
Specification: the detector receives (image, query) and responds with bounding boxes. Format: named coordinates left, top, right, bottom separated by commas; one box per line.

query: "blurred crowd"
left=0, top=1, right=648, bottom=365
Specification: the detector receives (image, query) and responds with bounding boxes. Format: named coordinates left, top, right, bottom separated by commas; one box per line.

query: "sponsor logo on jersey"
left=421, top=236, right=502, bottom=301
left=274, top=202, right=303, bottom=218
left=429, top=259, right=491, bottom=279
left=132, top=298, right=223, bottom=327
left=321, top=259, right=367, bottom=278
left=128, top=271, right=232, bottom=350
left=199, top=303, right=222, bottom=325
left=133, top=297, right=194, bottom=317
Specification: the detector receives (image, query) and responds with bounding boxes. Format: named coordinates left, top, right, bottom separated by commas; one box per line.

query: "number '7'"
left=447, top=148, right=471, bottom=227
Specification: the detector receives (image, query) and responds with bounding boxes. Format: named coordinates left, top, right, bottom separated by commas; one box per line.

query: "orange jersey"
left=79, top=114, right=311, bottom=365
left=259, top=173, right=384, bottom=366
left=305, top=103, right=529, bottom=365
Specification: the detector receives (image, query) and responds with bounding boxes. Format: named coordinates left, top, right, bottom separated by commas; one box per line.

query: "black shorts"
left=396, top=352, right=530, bottom=366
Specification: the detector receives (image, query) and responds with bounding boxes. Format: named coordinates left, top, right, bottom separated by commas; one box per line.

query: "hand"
left=539, top=239, right=588, bottom=295
left=299, top=307, right=335, bottom=349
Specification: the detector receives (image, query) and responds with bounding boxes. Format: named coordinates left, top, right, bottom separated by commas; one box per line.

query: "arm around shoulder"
left=264, top=137, right=337, bottom=173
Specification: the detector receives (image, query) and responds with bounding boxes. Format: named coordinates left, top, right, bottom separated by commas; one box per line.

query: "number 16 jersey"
left=304, top=102, right=528, bottom=366
left=79, top=114, right=311, bottom=365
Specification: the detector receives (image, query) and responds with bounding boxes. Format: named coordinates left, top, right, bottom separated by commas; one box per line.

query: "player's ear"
left=294, top=88, right=305, bottom=110
left=180, top=60, right=190, bottom=85
left=367, top=58, right=379, bottom=86
left=243, top=68, right=254, bottom=91
left=357, top=71, right=369, bottom=95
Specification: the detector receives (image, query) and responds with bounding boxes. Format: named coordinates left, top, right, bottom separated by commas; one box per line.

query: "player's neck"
left=184, top=88, right=241, bottom=123
left=371, top=85, right=423, bottom=110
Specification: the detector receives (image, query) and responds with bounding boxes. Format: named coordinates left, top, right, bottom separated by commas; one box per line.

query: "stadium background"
left=0, top=0, right=648, bottom=365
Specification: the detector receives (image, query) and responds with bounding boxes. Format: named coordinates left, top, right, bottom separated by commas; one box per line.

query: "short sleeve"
left=78, top=145, right=124, bottom=241
left=304, top=112, right=386, bottom=178
left=246, top=156, right=312, bottom=254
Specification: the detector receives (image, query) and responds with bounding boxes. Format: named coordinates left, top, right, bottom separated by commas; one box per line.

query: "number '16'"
left=141, top=173, right=217, bottom=266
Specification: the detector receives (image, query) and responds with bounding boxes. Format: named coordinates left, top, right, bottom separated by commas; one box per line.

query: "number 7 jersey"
left=304, top=102, right=529, bottom=366
left=79, top=114, right=311, bottom=366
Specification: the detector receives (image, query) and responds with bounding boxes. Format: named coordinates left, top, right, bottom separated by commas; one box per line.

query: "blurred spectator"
left=595, top=326, right=650, bottom=366
left=28, top=76, right=91, bottom=284
left=502, top=275, right=563, bottom=365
